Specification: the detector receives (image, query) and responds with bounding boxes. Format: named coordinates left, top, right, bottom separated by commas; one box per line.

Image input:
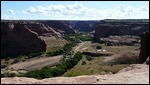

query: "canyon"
left=1, top=19, right=149, bottom=84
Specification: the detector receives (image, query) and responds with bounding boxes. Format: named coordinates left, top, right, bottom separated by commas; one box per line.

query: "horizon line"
left=1, top=19, right=149, bottom=21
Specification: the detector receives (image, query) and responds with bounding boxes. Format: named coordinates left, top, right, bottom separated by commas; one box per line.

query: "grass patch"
left=1, top=61, right=8, bottom=69
left=62, top=42, right=139, bottom=77
left=63, top=71, right=90, bottom=77
left=41, top=36, right=68, bottom=52
left=63, top=55, right=129, bottom=77
left=100, top=65, right=129, bottom=74
left=81, top=41, right=140, bottom=54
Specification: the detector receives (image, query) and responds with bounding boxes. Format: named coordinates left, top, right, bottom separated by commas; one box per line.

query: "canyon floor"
left=1, top=39, right=148, bottom=84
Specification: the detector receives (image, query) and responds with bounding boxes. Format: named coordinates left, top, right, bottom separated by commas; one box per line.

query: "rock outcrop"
left=82, top=51, right=112, bottom=56
left=41, top=20, right=76, bottom=34
left=1, top=64, right=149, bottom=84
left=24, top=23, right=60, bottom=36
left=1, top=21, right=46, bottom=58
left=94, top=19, right=149, bottom=39
left=139, top=32, right=149, bottom=64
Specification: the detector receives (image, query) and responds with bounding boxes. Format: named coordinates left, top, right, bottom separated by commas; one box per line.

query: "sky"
left=1, top=1, right=149, bottom=20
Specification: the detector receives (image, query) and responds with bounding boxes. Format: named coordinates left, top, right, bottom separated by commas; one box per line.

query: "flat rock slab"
left=1, top=64, right=149, bottom=84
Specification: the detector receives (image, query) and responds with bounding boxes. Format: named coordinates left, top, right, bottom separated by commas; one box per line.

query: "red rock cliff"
left=1, top=21, right=46, bottom=58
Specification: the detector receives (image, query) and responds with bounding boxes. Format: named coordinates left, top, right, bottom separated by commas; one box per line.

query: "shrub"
left=91, top=37, right=100, bottom=43
left=86, top=56, right=93, bottom=61
left=46, top=43, right=75, bottom=56
left=40, top=66, right=53, bottom=78
left=29, top=52, right=44, bottom=57
left=1, top=64, right=7, bottom=69
left=25, top=70, right=41, bottom=79
left=1, top=72, right=16, bottom=77
left=81, top=61, right=86, bottom=65
left=46, top=49, right=64, bottom=56
left=96, top=46, right=102, bottom=49
left=52, top=67, right=64, bottom=77
left=12, top=57, right=20, bottom=64
left=10, top=73, right=16, bottom=77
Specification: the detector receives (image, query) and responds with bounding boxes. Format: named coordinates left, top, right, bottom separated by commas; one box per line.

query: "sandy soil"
left=5, top=55, right=62, bottom=71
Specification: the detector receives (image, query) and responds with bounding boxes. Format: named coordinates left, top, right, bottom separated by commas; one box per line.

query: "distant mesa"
left=73, top=21, right=98, bottom=32
left=93, top=19, right=149, bottom=39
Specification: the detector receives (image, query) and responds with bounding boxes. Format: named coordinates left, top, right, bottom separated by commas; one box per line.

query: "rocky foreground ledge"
left=1, top=64, right=149, bottom=84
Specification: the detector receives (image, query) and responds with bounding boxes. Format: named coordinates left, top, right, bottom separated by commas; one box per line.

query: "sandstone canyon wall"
left=1, top=21, right=47, bottom=58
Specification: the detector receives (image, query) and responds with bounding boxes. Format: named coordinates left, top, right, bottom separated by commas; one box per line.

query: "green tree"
left=40, top=66, right=52, bottom=79
left=25, top=70, right=41, bottom=79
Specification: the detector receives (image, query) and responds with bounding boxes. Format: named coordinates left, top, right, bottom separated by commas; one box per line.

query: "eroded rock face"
left=1, top=21, right=46, bottom=58
left=139, top=32, right=149, bottom=64
left=41, top=20, right=76, bottom=34
left=94, top=19, right=149, bottom=39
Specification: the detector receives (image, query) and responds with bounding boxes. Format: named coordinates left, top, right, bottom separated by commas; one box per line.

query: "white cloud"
left=26, top=7, right=37, bottom=14
left=1, top=14, right=15, bottom=19
left=138, top=6, right=148, bottom=12
left=22, top=10, right=27, bottom=14
left=21, top=2, right=149, bottom=20
left=7, top=9, right=15, bottom=14
left=115, top=5, right=125, bottom=12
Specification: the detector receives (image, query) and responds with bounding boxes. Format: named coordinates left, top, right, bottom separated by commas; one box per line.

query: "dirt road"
left=3, top=42, right=87, bottom=71
left=73, top=42, right=87, bottom=53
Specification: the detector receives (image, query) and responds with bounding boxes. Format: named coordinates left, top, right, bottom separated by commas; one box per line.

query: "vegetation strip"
left=24, top=52, right=82, bottom=79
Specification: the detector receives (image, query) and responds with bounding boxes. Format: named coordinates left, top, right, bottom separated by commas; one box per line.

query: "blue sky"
left=1, top=1, right=149, bottom=20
